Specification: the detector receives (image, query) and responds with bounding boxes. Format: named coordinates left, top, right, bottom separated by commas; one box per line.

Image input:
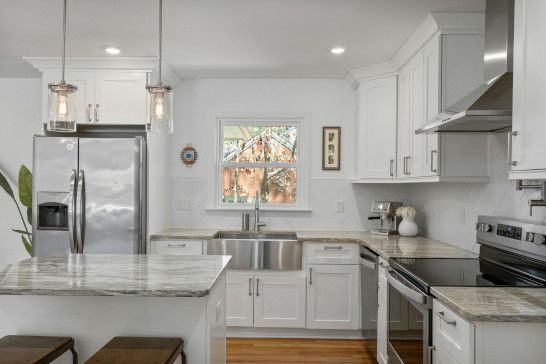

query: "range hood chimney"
left=416, top=0, right=514, bottom=134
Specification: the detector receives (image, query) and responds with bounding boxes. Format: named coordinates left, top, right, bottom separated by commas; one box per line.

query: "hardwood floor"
left=226, top=338, right=376, bottom=364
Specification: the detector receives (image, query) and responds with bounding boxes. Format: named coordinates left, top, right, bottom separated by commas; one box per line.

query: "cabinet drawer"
left=305, top=242, right=359, bottom=265
left=151, top=240, right=203, bottom=255
left=433, top=300, right=474, bottom=364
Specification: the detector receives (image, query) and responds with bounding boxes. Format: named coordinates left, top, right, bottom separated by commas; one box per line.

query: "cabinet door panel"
left=307, top=265, right=359, bottom=330
left=226, top=273, right=254, bottom=327
left=423, top=36, right=441, bottom=177
left=94, top=72, right=147, bottom=124
left=433, top=343, right=460, bottom=364
left=397, top=65, right=411, bottom=178
left=409, top=51, right=424, bottom=177
left=42, top=70, right=94, bottom=125
left=358, top=76, right=397, bottom=179
left=254, top=274, right=306, bottom=328
left=512, top=0, right=546, bottom=171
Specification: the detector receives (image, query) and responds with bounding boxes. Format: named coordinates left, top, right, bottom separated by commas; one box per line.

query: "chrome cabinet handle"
left=431, top=150, right=438, bottom=173
left=406, top=156, right=411, bottom=175
left=86, top=104, right=92, bottom=122
left=309, top=267, right=313, bottom=285
left=94, top=104, right=100, bottom=122
left=436, top=311, right=457, bottom=326
left=402, top=157, right=407, bottom=175
left=324, top=246, right=343, bottom=250
left=68, top=169, right=77, bottom=254
left=508, top=130, right=518, bottom=166
left=248, top=277, right=253, bottom=296
left=167, top=243, right=186, bottom=247
left=256, top=278, right=260, bottom=296
left=389, top=159, right=394, bottom=177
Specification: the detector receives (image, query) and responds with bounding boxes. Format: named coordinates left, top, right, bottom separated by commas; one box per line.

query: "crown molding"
left=23, top=57, right=182, bottom=88
left=345, top=11, right=485, bottom=87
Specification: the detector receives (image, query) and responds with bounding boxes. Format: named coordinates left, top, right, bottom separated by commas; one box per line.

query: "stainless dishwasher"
left=360, top=245, right=378, bottom=360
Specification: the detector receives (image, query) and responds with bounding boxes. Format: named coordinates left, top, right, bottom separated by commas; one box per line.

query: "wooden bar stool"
left=86, top=337, right=186, bottom=364
left=0, top=335, right=78, bottom=364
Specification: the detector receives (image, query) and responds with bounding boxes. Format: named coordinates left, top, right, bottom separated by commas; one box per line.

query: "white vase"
left=399, top=215, right=418, bottom=237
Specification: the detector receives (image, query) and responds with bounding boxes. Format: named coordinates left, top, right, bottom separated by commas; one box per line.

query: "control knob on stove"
left=534, top=234, right=546, bottom=245
left=477, top=223, right=493, bottom=232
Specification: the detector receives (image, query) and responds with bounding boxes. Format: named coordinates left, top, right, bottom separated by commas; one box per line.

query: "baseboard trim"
left=227, top=327, right=367, bottom=339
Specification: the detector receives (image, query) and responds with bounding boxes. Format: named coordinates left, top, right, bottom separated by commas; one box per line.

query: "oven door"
left=386, top=268, right=433, bottom=364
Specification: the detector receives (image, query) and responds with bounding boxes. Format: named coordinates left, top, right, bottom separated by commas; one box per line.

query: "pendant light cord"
left=61, top=0, right=67, bottom=83
left=158, top=0, right=163, bottom=84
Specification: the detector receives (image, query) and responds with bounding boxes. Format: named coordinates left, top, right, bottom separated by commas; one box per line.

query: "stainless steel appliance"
left=416, top=0, right=514, bottom=134
left=207, top=231, right=301, bottom=270
left=32, top=133, right=147, bottom=256
left=368, top=201, right=402, bottom=236
left=385, top=216, right=546, bottom=364
left=360, top=246, right=379, bottom=360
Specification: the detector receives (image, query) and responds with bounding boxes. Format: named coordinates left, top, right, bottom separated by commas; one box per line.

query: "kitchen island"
left=0, top=254, right=230, bottom=363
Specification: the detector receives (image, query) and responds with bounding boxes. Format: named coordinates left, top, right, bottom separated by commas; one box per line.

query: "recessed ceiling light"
left=104, top=47, right=121, bottom=55
left=330, top=47, right=345, bottom=55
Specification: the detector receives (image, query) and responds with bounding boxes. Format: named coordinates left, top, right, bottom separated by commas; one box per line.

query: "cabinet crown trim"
left=24, top=57, right=181, bottom=88
left=345, top=12, right=485, bottom=88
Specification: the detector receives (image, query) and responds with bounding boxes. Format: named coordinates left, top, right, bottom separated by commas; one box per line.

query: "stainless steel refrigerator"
left=32, top=135, right=147, bottom=256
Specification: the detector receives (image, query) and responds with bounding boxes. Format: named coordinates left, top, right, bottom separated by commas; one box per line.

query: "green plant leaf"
left=18, top=165, right=32, bottom=208
left=0, top=169, right=14, bottom=199
left=27, top=207, right=32, bottom=225
left=21, top=235, right=32, bottom=255
left=12, top=229, right=31, bottom=236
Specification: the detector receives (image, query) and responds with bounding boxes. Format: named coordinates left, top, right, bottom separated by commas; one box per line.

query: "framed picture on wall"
left=322, top=126, right=340, bottom=170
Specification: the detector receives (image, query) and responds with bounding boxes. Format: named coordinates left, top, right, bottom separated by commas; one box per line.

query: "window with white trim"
left=216, top=118, right=307, bottom=209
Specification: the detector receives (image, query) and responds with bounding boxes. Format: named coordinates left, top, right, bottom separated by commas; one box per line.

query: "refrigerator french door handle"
left=68, top=169, right=77, bottom=254
left=75, top=170, right=85, bottom=254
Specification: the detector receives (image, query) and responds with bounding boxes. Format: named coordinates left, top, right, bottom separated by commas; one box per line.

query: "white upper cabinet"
left=93, top=72, right=147, bottom=125
left=397, top=65, right=412, bottom=179
left=511, top=0, right=546, bottom=178
left=41, top=70, right=95, bottom=125
left=41, top=70, right=148, bottom=125
left=409, top=51, right=425, bottom=177
left=357, top=76, right=397, bottom=179
left=422, top=36, right=441, bottom=177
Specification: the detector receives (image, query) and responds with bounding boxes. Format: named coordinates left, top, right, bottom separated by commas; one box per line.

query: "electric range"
left=384, top=216, right=546, bottom=364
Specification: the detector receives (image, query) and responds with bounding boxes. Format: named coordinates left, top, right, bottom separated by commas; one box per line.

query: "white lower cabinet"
left=306, top=264, right=360, bottom=330
left=433, top=300, right=474, bottom=364
left=226, top=271, right=306, bottom=329
left=226, top=273, right=254, bottom=327
left=254, top=274, right=306, bottom=328
left=150, top=240, right=204, bottom=255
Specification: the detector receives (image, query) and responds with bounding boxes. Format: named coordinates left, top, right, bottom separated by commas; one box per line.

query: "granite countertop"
left=151, top=228, right=477, bottom=259
left=0, top=254, right=230, bottom=297
left=431, top=286, right=546, bottom=323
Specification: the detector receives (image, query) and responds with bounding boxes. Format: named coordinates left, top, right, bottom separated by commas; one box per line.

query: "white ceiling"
left=0, top=0, right=485, bottom=79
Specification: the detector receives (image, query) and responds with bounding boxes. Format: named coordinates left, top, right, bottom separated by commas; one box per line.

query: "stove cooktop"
left=388, top=257, right=546, bottom=294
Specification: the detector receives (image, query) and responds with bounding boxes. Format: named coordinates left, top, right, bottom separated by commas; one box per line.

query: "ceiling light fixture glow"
left=104, top=47, right=121, bottom=55
left=330, top=47, right=345, bottom=55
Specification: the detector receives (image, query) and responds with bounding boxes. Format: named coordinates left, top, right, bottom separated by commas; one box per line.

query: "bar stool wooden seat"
left=0, top=335, right=78, bottom=364
left=86, top=337, right=186, bottom=364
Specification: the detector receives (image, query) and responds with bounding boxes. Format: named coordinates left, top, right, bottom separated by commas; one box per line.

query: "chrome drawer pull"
left=309, top=267, right=313, bottom=285
left=168, top=243, right=186, bottom=247
left=324, top=246, right=343, bottom=250
left=436, top=311, right=457, bottom=326
left=248, top=277, right=253, bottom=296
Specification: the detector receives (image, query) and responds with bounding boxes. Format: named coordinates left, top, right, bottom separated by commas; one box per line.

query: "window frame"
left=212, top=114, right=310, bottom=211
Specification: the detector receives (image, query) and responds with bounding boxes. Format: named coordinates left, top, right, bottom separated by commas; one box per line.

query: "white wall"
left=413, top=133, right=546, bottom=252
left=0, top=78, right=42, bottom=265
left=169, top=79, right=413, bottom=230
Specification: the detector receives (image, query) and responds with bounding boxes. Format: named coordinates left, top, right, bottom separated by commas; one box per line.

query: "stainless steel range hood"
left=416, top=0, right=514, bottom=134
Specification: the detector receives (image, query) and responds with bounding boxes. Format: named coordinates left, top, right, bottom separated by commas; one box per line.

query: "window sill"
left=206, top=207, right=312, bottom=212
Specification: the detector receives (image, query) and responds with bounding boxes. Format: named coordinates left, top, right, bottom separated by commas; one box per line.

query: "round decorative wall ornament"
left=180, top=144, right=198, bottom=167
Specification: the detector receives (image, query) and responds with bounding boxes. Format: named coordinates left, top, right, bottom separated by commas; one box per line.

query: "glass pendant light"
left=47, top=0, right=78, bottom=132
left=146, top=0, right=174, bottom=134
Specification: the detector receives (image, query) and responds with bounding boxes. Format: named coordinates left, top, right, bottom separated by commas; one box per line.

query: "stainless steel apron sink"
left=207, top=231, right=301, bottom=270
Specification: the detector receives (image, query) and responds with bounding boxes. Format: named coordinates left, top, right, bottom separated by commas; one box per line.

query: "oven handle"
left=386, top=268, right=428, bottom=306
